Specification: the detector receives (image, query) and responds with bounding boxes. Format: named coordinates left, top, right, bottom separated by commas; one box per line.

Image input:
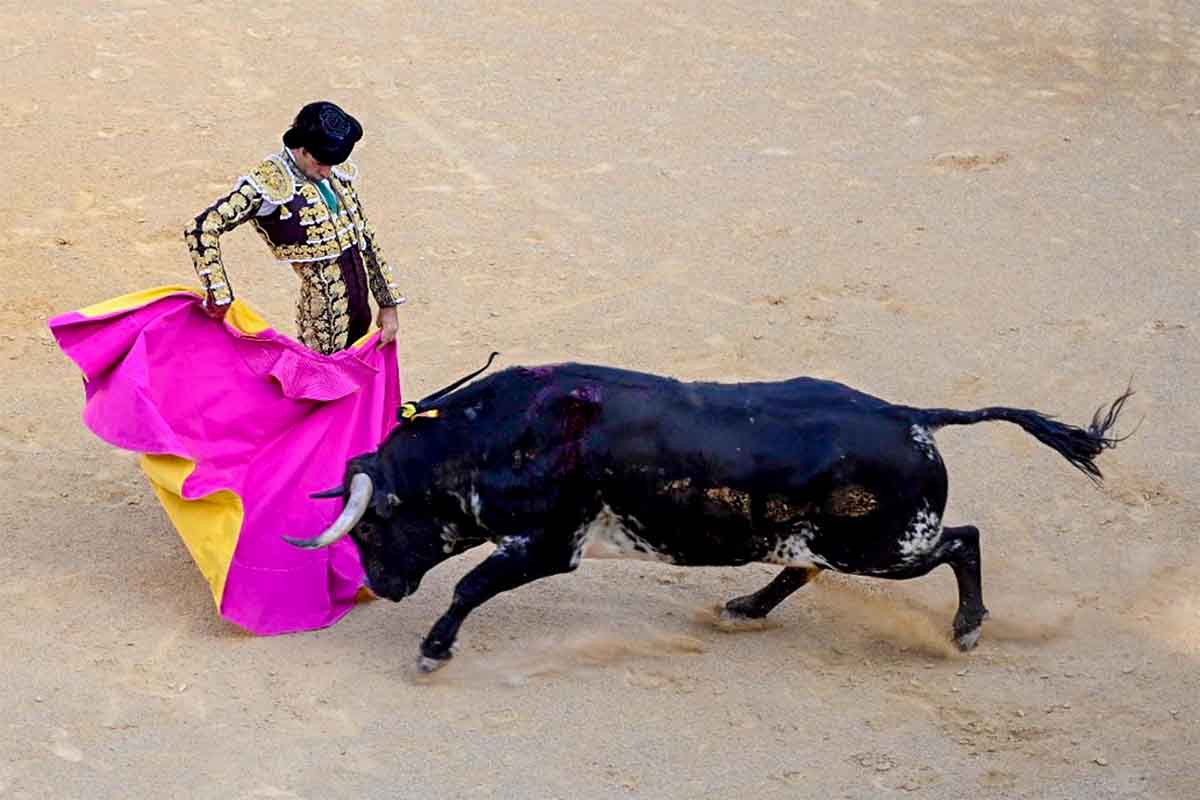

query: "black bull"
left=286, top=363, right=1129, bottom=673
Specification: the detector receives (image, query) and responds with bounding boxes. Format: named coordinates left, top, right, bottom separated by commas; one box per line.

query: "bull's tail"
left=906, top=388, right=1134, bottom=483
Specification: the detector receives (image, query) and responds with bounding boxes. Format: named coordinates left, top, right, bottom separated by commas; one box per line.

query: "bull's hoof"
left=954, top=626, right=982, bottom=652
left=712, top=603, right=773, bottom=632
left=720, top=606, right=755, bottom=623
left=417, top=654, right=451, bottom=674
left=953, top=608, right=988, bottom=652
left=722, top=595, right=769, bottom=619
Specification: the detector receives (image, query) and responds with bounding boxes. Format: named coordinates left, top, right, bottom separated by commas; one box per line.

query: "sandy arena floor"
left=2, top=2, right=1197, bottom=797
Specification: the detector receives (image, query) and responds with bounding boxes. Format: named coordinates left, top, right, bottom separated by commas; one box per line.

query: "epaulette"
left=332, top=159, right=359, bottom=183
left=242, top=155, right=296, bottom=205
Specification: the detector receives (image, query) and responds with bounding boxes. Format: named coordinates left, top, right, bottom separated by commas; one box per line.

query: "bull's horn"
left=283, top=473, right=373, bottom=549
left=310, top=485, right=346, bottom=499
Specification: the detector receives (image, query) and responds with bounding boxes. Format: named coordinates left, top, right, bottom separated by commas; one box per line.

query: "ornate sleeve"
left=183, top=183, right=264, bottom=307
left=347, top=183, right=406, bottom=307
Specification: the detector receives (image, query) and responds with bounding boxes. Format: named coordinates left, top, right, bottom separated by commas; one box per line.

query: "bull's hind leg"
left=874, top=524, right=988, bottom=651
left=722, top=567, right=821, bottom=621
left=418, top=532, right=577, bottom=673
left=941, top=525, right=989, bottom=651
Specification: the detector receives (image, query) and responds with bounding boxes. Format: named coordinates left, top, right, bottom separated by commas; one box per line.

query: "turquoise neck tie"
left=316, top=179, right=340, bottom=214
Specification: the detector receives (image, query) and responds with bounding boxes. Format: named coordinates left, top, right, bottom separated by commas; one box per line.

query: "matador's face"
left=292, top=147, right=334, bottom=181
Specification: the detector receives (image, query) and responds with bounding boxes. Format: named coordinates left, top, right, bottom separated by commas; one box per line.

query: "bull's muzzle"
left=283, top=473, right=373, bottom=549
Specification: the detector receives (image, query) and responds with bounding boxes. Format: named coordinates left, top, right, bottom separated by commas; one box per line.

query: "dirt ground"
left=2, top=1, right=1198, bottom=798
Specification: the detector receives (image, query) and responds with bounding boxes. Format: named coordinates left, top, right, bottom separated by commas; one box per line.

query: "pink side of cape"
left=50, top=292, right=401, bottom=634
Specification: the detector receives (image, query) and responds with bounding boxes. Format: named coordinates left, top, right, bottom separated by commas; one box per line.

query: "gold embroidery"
left=246, top=157, right=294, bottom=205
left=307, top=221, right=332, bottom=242
left=298, top=206, right=319, bottom=225
left=263, top=237, right=352, bottom=262
left=293, top=256, right=352, bottom=354
left=278, top=204, right=292, bottom=221
left=331, top=160, right=358, bottom=182
left=185, top=175, right=265, bottom=309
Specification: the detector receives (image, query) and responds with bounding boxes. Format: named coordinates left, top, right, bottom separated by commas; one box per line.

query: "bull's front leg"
left=722, top=566, right=821, bottom=622
left=418, top=532, right=578, bottom=673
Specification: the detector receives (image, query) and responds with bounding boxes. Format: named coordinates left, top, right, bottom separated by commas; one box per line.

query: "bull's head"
left=283, top=468, right=477, bottom=602
left=284, top=353, right=504, bottom=598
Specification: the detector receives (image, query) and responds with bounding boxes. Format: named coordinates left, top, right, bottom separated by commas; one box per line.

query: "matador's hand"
left=203, top=290, right=229, bottom=321
left=377, top=305, right=399, bottom=347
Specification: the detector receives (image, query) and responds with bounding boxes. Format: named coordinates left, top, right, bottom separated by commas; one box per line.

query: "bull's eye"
left=357, top=521, right=380, bottom=545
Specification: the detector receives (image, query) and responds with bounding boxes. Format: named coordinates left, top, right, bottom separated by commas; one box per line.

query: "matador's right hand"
left=203, top=290, right=229, bottom=321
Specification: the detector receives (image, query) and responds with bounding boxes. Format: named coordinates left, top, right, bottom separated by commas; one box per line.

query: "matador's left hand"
left=376, top=305, right=399, bottom=348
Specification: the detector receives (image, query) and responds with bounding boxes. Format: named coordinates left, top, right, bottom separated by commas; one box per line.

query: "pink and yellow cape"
left=49, top=287, right=401, bottom=635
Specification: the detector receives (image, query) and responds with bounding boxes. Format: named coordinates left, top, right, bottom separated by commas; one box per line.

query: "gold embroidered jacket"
left=184, top=151, right=405, bottom=352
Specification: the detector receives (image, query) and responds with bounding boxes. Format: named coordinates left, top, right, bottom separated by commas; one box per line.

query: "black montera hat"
left=282, top=101, right=363, bottom=165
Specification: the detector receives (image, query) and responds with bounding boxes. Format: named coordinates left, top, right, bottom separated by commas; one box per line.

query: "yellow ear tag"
left=400, top=403, right=440, bottom=421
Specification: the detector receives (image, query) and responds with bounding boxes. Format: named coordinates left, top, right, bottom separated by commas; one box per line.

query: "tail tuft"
left=1030, top=386, right=1132, bottom=482
left=910, top=386, right=1134, bottom=483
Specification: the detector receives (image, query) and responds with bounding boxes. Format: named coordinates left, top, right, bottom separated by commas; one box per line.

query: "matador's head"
left=282, top=101, right=363, bottom=167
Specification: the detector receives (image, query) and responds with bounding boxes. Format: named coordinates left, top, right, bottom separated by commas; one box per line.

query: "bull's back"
left=570, top=373, right=940, bottom=566
left=432, top=364, right=944, bottom=567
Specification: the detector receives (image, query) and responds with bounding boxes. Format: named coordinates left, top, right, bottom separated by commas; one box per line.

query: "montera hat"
left=282, top=101, right=363, bottom=165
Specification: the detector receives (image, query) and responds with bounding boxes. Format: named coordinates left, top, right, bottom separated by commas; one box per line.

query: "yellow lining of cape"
left=140, top=454, right=243, bottom=608
left=82, top=288, right=383, bottom=611
left=77, top=286, right=271, bottom=335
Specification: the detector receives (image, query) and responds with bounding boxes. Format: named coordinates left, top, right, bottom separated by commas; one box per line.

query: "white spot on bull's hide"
left=910, top=425, right=939, bottom=461
left=899, top=502, right=942, bottom=562
left=441, top=524, right=459, bottom=553
left=575, top=504, right=673, bottom=565
left=764, top=522, right=830, bottom=568
left=469, top=488, right=483, bottom=524
left=498, top=535, right=529, bottom=555
left=451, top=487, right=489, bottom=531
